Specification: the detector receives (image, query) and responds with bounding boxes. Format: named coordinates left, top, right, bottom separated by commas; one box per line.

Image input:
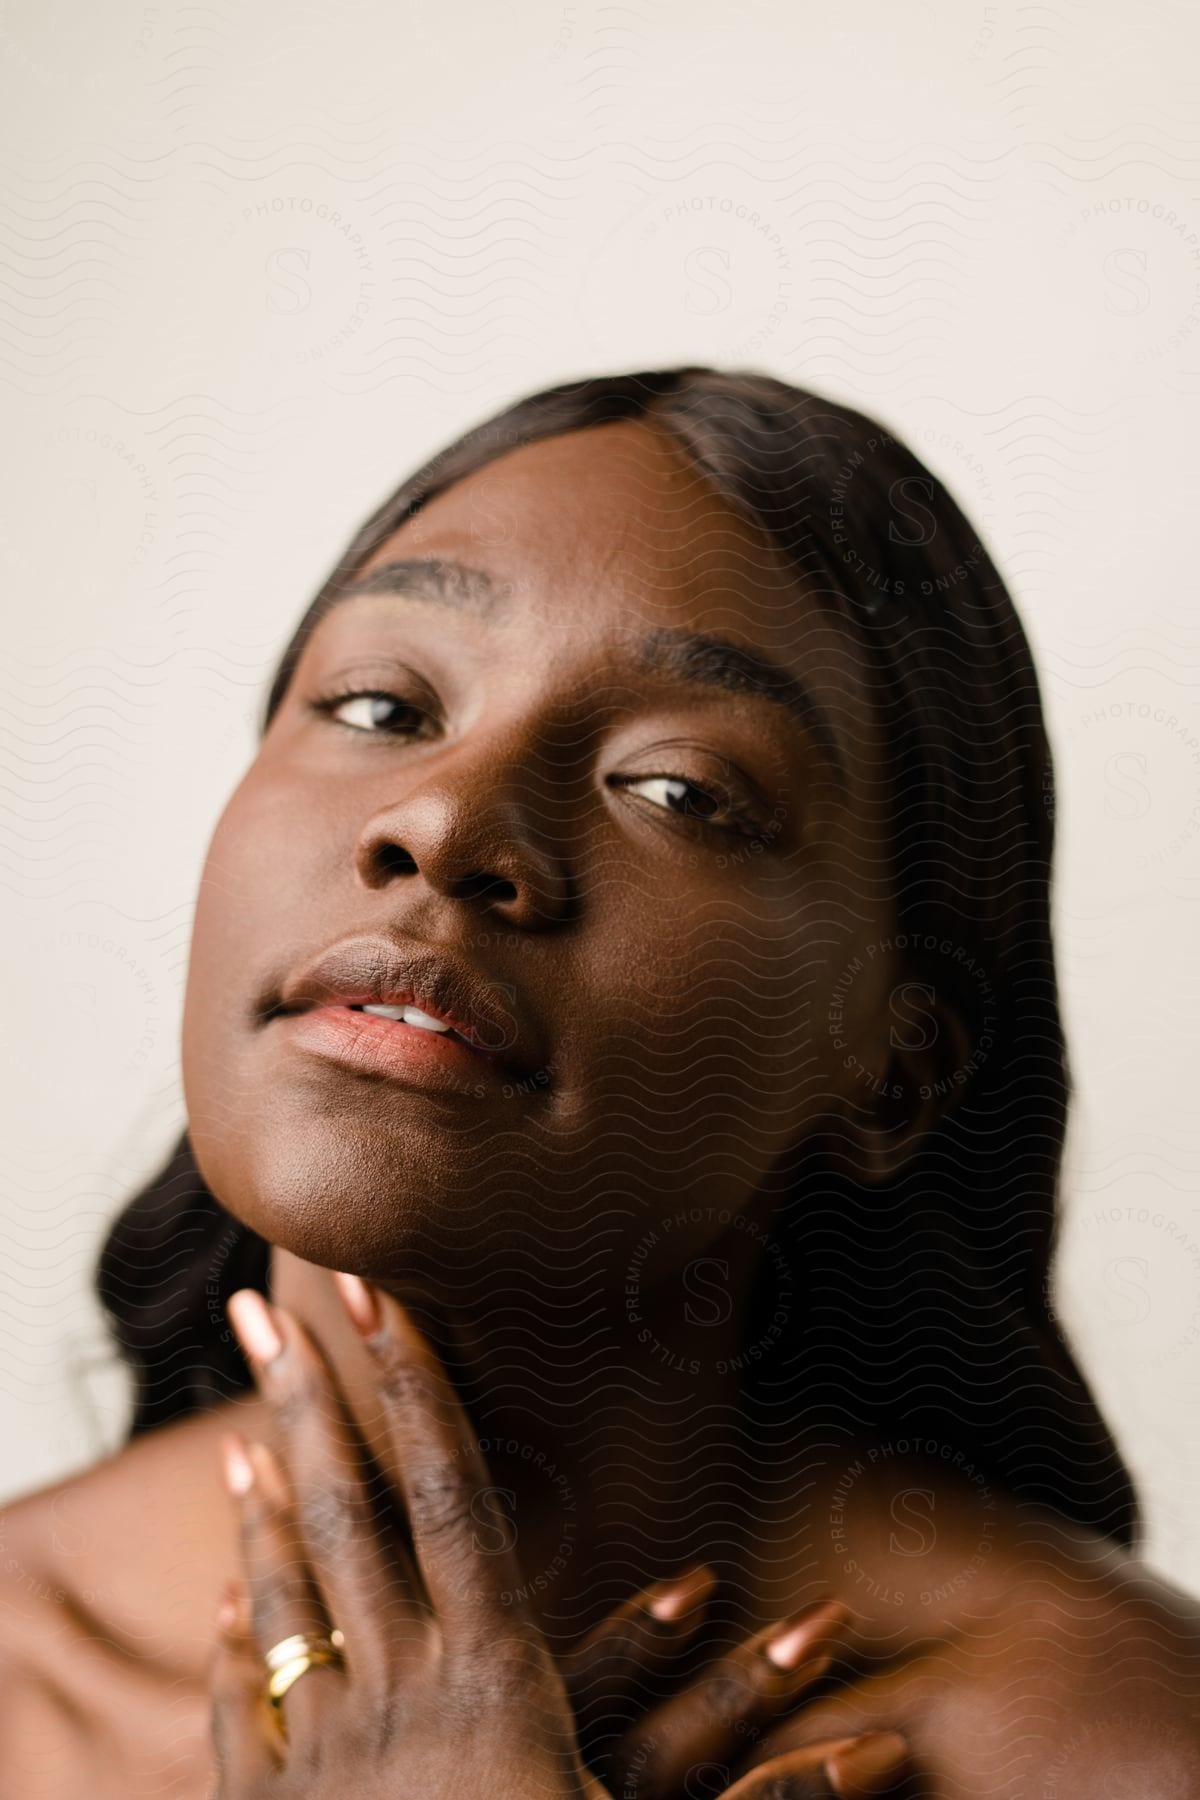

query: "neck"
left=269, top=1192, right=779, bottom=1648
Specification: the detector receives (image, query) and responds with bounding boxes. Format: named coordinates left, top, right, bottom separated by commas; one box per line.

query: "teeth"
left=359, top=1002, right=452, bottom=1034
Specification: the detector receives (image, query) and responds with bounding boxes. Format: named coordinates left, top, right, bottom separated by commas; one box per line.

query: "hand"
left=206, top=1271, right=910, bottom=1798
left=567, top=1588, right=909, bottom=1799
left=212, top=1537, right=907, bottom=1800
left=208, top=1272, right=611, bottom=1798
left=733, top=1553, right=1200, bottom=1800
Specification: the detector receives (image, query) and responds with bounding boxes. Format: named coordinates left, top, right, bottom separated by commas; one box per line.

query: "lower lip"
left=275, top=1005, right=510, bottom=1094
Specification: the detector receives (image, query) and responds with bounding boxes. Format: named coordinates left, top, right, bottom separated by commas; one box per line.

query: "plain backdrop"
left=2, top=0, right=1198, bottom=1592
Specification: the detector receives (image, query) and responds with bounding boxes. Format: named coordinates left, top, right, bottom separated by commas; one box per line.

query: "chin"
left=189, top=1099, right=547, bottom=1284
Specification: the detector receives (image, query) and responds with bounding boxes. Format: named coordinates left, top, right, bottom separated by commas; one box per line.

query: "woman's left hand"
left=207, top=1272, right=611, bottom=1799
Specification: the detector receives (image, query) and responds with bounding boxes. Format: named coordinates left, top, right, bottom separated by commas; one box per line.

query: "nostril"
left=452, top=871, right=518, bottom=905
left=374, top=844, right=419, bottom=877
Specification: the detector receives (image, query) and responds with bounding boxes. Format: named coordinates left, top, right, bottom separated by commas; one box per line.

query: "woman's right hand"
left=562, top=1567, right=911, bottom=1799
left=214, top=1269, right=908, bottom=1800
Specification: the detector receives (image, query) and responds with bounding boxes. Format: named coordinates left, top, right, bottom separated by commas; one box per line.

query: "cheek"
left=188, top=755, right=331, bottom=970
left=566, top=891, right=822, bottom=1154
left=187, top=780, right=272, bottom=999
left=534, top=901, right=822, bottom=1270
left=182, top=769, right=307, bottom=1102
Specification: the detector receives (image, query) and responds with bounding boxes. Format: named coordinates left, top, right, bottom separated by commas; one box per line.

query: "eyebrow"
left=332, top=557, right=846, bottom=788
left=336, top=557, right=503, bottom=613
left=636, top=627, right=846, bottom=788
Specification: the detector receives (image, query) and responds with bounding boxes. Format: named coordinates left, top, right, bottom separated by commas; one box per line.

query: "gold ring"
left=262, top=1628, right=346, bottom=1740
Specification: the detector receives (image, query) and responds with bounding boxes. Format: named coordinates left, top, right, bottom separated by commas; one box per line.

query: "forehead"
left=307, top=423, right=879, bottom=807
left=351, top=420, right=857, bottom=676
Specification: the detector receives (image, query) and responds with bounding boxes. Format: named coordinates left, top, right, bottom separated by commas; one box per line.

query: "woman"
left=4, top=366, right=1198, bottom=1797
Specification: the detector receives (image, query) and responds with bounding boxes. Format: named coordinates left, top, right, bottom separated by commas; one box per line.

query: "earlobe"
left=825, top=998, right=975, bottom=1185
left=827, top=1063, right=926, bottom=1186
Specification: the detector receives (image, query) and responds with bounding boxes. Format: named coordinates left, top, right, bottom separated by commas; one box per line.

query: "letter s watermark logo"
left=683, top=1257, right=732, bottom=1328
left=1104, top=751, right=1152, bottom=820
left=1103, top=1257, right=1152, bottom=1328
left=1103, top=247, right=1152, bottom=317
left=888, top=476, right=937, bottom=547
left=889, top=1487, right=937, bottom=1558
left=265, top=246, right=312, bottom=315
left=683, top=245, right=734, bottom=316
left=470, top=1485, right=518, bottom=1556
left=889, top=981, right=938, bottom=1052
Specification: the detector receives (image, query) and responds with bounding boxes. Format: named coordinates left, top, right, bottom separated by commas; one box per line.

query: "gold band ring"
left=263, top=1628, right=346, bottom=1740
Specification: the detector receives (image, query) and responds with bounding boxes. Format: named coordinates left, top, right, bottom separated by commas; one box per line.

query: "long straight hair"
left=94, top=366, right=1139, bottom=1548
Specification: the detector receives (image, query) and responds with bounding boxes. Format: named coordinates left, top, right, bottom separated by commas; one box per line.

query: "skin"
left=205, top=1275, right=911, bottom=1799
left=3, top=419, right=1200, bottom=1796
left=183, top=416, right=961, bottom=1630
left=183, top=416, right=922, bottom=1285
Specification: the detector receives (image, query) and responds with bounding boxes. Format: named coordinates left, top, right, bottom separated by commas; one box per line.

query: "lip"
left=276, top=1002, right=522, bottom=1094
left=269, top=933, right=545, bottom=1086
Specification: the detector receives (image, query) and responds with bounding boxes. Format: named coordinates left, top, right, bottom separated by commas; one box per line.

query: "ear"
left=826, top=982, right=975, bottom=1185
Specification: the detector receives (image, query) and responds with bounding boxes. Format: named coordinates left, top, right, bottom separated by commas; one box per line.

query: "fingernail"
left=765, top=1600, right=848, bottom=1670
left=227, top=1289, right=285, bottom=1367
left=646, top=1564, right=718, bottom=1621
left=332, top=1270, right=381, bottom=1338
left=246, top=1440, right=289, bottom=1507
left=215, top=1579, right=240, bottom=1631
left=827, top=1731, right=909, bottom=1798
left=220, top=1431, right=255, bottom=1497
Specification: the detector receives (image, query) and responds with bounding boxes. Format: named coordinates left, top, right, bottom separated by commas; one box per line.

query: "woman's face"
left=182, top=420, right=897, bottom=1293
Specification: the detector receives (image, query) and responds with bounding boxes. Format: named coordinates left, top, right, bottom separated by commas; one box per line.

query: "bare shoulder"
left=2, top=1389, right=267, bottom=1663
left=0, top=1415, right=198, bottom=1655
left=0, top=1478, right=96, bottom=1799
left=0, top=1466, right=85, bottom=1657
left=755, top=1527, right=1200, bottom=1798
left=0, top=1400, right=265, bottom=1799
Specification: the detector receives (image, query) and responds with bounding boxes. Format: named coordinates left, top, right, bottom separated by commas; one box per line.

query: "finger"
left=563, top=1564, right=718, bottom=1713
left=220, top=1430, right=346, bottom=1756
left=563, top=1566, right=719, bottom=1750
left=604, top=1601, right=851, bottom=1800
left=744, top=1634, right=951, bottom=1773
left=331, top=1270, right=525, bottom=1639
left=207, top=1580, right=283, bottom=1791
left=720, top=1731, right=911, bottom=1799
left=226, top=1286, right=421, bottom=1677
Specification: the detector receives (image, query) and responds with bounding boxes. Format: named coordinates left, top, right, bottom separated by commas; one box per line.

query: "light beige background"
left=2, top=0, right=1198, bottom=1590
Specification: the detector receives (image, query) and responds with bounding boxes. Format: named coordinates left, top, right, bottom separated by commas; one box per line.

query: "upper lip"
left=273, top=933, right=544, bottom=1079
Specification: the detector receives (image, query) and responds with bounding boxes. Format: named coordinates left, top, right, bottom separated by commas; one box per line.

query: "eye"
left=308, top=687, right=432, bottom=738
left=621, top=774, right=722, bottom=818
left=607, top=771, right=763, bottom=836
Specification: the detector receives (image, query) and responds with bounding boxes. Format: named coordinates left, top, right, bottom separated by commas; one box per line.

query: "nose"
left=353, top=775, right=575, bottom=932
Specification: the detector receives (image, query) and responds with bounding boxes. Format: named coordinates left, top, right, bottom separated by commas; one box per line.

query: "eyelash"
left=605, top=772, right=764, bottom=837
left=308, top=685, right=433, bottom=740
left=306, top=685, right=767, bottom=839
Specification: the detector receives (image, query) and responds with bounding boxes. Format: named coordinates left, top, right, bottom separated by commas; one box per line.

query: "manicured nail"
left=646, top=1564, right=718, bottom=1621
left=246, top=1439, right=290, bottom=1507
left=227, top=1289, right=285, bottom=1367
left=827, top=1731, right=909, bottom=1798
left=215, top=1579, right=240, bottom=1631
left=765, top=1600, right=848, bottom=1670
left=332, top=1270, right=381, bottom=1338
left=220, top=1431, right=255, bottom=1497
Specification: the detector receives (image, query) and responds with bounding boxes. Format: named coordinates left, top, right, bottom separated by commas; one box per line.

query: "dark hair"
left=94, top=366, right=1139, bottom=1547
